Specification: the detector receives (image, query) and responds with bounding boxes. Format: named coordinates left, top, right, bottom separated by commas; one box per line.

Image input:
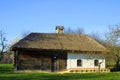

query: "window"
left=77, top=59, right=82, bottom=67
left=94, top=60, right=99, bottom=66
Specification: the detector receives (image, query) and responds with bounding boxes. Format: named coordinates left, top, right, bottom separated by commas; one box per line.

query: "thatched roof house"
left=11, top=27, right=109, bottom=72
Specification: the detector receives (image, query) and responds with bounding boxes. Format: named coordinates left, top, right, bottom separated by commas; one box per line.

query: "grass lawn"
left=0, top=64, right=120, bottom=80
left=0, top=64, right=13, bottom=72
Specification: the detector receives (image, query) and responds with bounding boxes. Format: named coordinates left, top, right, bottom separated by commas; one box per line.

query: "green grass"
left=0, top=64, right=13, bottom=72
left=0, top=64, right=120, bottom=80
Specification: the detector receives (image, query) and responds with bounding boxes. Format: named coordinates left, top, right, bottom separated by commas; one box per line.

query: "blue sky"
left=0, top=0, right=120, bottom=43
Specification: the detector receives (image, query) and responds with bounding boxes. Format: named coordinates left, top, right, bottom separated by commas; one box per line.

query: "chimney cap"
left=55, top=26, right=64, bottom=30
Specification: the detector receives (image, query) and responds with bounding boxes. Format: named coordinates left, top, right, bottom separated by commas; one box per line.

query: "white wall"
left=67, top=53, right=105, bottom=69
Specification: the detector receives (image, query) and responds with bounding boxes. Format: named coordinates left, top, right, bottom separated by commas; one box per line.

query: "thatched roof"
left=11, top=33, right=106, bottom=52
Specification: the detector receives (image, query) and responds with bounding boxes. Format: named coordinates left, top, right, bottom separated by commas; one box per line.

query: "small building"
left=11, top=26, right=109, bottom=72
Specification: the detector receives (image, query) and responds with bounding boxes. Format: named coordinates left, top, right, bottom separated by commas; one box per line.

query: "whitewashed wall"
left=67, top=53, right=105, bottom=69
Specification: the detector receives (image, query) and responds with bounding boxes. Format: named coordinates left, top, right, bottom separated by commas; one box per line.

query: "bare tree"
left=10, top=37, right=20, bottom=46
left=0, top=30, right=7, bottom=62
left=21, top=31, right=31, bottom=38
left=88, top=32, right=106, bottom=46
left=64, top=27, right=74, bottom=34
left=105, top=25, right=120, bottom=70
left=64, top=27, right=85, bottom=34
left=74, top=27, right=85, bottom=34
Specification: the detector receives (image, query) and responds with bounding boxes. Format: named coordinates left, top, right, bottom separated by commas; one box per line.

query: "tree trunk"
left=0, top=52, right=4, bottom=63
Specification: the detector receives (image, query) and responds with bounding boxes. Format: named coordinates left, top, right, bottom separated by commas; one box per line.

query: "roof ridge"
left=30, top=32, right=86, bottom=36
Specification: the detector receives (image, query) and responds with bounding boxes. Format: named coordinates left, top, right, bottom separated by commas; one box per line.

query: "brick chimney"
left=55, top=26, right=64, bottom=34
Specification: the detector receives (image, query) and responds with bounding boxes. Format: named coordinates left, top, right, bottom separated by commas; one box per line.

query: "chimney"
left=55, top=26, right=64, bottom=34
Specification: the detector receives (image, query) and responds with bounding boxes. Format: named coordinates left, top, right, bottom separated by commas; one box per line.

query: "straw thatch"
left=11, top=33, right=106, bottom=52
